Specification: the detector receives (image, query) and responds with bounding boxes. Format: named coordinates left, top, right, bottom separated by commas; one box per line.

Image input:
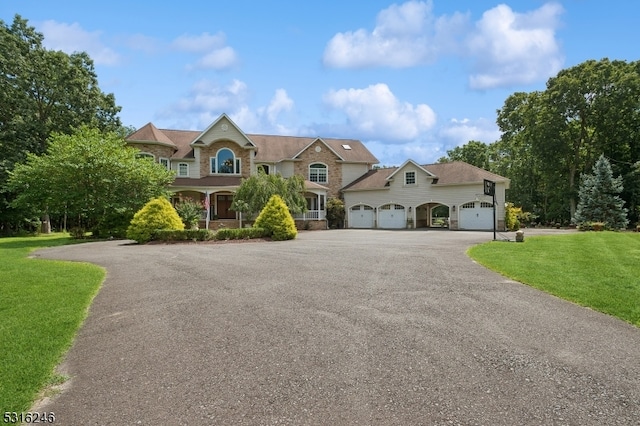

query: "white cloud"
left=323, top=0, right=468, bottom=68
left=466, top=3, right=564, bottom=89
left=159, top=80, right=295, bottom=133
left=322, top=83, right=436, bottom=141
left=439, top=117, right=501, bottom=149
left=39, top=20, right=120, bottom=65
left=173, top=32, right=239, bottom=70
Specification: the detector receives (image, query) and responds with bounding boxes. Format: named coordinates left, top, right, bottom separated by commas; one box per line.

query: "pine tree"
left=574, top=155, right=628, bottom=230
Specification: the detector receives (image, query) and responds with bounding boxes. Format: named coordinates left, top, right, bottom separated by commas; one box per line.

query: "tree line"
left=439, top=59, right=640, bottom=226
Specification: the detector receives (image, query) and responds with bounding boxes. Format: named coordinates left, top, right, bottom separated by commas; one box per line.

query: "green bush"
left=326, top=197, right=345, bottom=229
left=254, top=195, right=297, bottom=241
left=155, top=229, right=215, bottom=241
left=215, top=227, right=267, bottom=240
left=126, top=197, right=184, bottom=243
left=92, top=211, right=133, bottom=239
left=175, top=197, right=204, bottom=229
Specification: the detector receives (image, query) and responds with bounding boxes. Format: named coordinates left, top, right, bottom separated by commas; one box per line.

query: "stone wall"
left=198, top=141, right=251, bottom=179
left=292, top=141, right=342, bottom=198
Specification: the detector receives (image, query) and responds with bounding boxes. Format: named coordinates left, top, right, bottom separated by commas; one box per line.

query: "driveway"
left=33, top=229, right=639, bottom=425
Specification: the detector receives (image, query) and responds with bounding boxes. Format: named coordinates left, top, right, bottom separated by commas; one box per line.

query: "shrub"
left=175, top=197, right=204, bottom=229
left=505, top=202, right=522, bottom=231
left=154, top=229, right=215, bottom=241
left=215, top=227, right=267, bottom=240
left=254, top=195, right=297, bottom=241
left=326, top=197, right=345, bottom=229
left=92, top=211, right=133, bottom=239
left=126, top=197, right=184, bottom=243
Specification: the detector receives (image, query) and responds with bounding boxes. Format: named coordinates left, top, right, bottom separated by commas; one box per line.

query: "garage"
left=458, top=201, right=494, bottom=230
left=378, top=203, right=406, bottom=229
left=349, top=204, right=375, bottom=228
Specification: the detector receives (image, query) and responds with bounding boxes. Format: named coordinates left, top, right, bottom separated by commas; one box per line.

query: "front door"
left=216, top=194, right=235, bottom=219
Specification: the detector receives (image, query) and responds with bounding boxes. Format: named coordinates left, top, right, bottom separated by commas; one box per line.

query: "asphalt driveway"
left=33, top=229, right=639, bottom=425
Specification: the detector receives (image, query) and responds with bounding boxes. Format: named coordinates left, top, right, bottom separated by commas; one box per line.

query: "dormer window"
left=405, top=171, right=416, bottom=185
left=210, top=148, right=241, bottom=174
left=309, top=163, right=328, bottom=184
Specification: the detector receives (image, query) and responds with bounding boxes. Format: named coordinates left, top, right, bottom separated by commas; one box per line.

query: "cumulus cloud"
left=466, top=3, right=564, bottom=89
left=323, top=1, right=564, bottom=89
left=322, top=83, right=436, bottom=141
left=172, top=32, right=239, bottom=70
left=439, top=117, right=501, bottom=150
left=159, top=80, right=294, bottom=133
left=323, top=0, right=468, bottom=68
left=39, top=20, right=121, bottom=65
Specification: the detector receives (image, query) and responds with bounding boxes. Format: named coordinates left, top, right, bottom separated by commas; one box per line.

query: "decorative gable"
left=191, top=114, right=256, bottom=149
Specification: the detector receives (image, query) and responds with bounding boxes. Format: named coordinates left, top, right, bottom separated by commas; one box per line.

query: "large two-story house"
left=125, top=113, right=510, bottom=231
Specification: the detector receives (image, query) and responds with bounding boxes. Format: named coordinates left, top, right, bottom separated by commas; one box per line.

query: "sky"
left=1, top=1, right=637, bottom=166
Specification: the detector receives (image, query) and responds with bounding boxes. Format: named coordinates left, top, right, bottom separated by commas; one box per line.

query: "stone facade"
left=134, top=143, right=175, bottom=160
left=293, top=140, right=342, bottom=198
left=198, top=140, right=251, bottom=179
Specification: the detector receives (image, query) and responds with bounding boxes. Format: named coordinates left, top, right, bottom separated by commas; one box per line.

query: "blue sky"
left=1, top=1, right=636, bottom=166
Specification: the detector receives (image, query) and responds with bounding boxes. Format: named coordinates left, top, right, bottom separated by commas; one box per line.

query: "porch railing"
left=293, top=210, right=326, bottom=220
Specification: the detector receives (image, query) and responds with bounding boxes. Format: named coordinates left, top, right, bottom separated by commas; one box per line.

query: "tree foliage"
left=438, top=140, right=492, bottom=170
left=7, top=126, right=175, bottom=234
left=493, top=58, right=640, bottom=225
left=574, top=155, right=628, bottom=230
left=126, top=197, right=185, bottom=243
left=231, top=171, right=306, bottom=219
left=0, top=15, right=122, bottom=232
left=253, top=195, right=298, bottom=241
left=326, top=197, right=345, bottom=229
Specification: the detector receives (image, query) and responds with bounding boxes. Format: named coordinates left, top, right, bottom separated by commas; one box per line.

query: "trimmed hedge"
left=215, top=227, right=267, bottom=240
left=155, top=229, right=215, bottom=241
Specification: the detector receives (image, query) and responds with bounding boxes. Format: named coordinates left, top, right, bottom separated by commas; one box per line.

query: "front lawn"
left=0, top=234, right=105, bottom=412
left=468, top=232, right=640, bottom=327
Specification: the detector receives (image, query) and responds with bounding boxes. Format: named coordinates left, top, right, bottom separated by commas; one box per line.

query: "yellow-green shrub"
left=505, top=202, right=522, bottom=231
left=126, top=197, right=184, bottom=243
left=253, top=195, right=297, bottom=241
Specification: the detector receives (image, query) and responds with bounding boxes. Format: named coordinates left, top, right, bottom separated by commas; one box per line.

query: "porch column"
left=205, top=191, right=210, bottom=230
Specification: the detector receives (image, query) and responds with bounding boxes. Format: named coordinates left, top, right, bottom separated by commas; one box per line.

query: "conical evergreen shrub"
left=126, top=197, right=184, bottom=243
left=254, top=194, right=297, bottom=241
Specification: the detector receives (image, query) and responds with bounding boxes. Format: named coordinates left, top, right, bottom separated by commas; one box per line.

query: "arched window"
left=178, top=163, right=189, bottom=177
left=136, top=152, right=154, bottom=161
left=210, top=148, right=241, bottom=174
left=309, top=163, right=327, bottom=184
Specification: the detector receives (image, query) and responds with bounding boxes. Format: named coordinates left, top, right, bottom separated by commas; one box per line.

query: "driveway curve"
left=33, top=229, right=639, bottom=425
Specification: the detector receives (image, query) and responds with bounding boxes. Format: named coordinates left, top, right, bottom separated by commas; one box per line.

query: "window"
left=461, top=202, right=475, bottom=209
left=480, top=202, right=493, bottom=208
left=405, top=171, right=416, bottom=185
left=136, top=152, right=154, bottom=160
left=257, top=164, right=270, bottom=175
left=211, top=148, right=240, bottom=174
left=178, top=163, right=189, bottom=177
left=159, top=157, right=170, bottom=170
left=309, top=163, right=327, bottom=184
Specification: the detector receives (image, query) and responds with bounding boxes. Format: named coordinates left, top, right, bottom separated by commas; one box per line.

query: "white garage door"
left=459, top=201, right=494, bottom=230
left=378, top=204, right=406, bottom=229
left=350, top=205, right=375, bottom=228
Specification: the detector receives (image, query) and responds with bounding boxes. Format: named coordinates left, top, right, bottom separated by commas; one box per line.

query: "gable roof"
left=386, top=159, right=435, bottom=180
left=342, top=161, right=509, bottom=191
left=126, top=123, right=378, bottom=164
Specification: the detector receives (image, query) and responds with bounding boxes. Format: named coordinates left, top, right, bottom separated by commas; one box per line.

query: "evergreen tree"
left=574, top=155, right=629, bottom=230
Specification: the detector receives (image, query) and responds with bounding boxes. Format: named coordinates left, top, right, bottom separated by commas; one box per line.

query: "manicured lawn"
left=468, top=231, right=640, bottom=327
left=0, top=234, right=105, bottom=412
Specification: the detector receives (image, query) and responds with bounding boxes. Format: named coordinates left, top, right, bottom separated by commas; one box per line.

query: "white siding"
left=276, top=161, right=295, bottom=178
left=341, top=163, right=371, bottom=188
left=343, top=163, right=508, bottom=229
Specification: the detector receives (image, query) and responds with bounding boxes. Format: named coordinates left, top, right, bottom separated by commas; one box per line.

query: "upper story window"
left=257, top=164, right=270, bottom=175
left=178, top=163, right=189, bottom=177
left=159, top=157, right=170, bottom=170
left=405, top=171, right=416, bottom=185
left=309, top=163, right=327, bottom=184
left=136, top=152, right=154, bottom=161
left=210, top=148, right=241, bottom=174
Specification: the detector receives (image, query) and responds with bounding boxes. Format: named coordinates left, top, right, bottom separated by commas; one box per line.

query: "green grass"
left=0, top=234, right=105, bottom=412
left=468, top=232, right=640, bottom=327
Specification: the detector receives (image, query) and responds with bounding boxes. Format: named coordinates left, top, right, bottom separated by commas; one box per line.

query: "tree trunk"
left=40, top=213, right=51, bottom=234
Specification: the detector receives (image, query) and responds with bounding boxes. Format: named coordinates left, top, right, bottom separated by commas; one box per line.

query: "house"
left=125, top=113, right=510, bottom=231
left=125, top=113, right=378, bottom=229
